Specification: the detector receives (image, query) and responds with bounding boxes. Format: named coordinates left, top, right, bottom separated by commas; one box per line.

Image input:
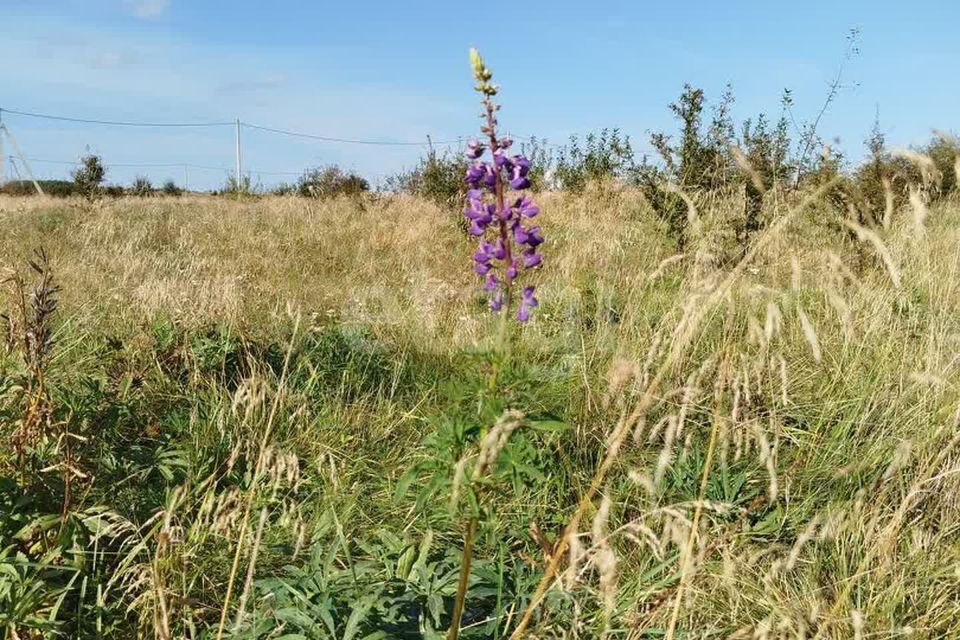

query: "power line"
left=19, top=155, right=309, bottom=177
left=2, top=106, right=467, bottom=146
left=240, top=122, right=464, bottom=147
left=3, top=108, right=233, bottom=128
left=24, top=157, right=229, bottom=171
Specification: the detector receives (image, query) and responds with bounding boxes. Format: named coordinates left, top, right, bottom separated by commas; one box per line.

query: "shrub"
left=130, top=176, right=153, bottom=197
left=553, top=128, right=634, bottom=192
left=270, top=182, right=296, bottom=196
left=637, top=85, right=794, bottom=245
left=219, top=174, right=257, bottom=196
left=385, top=148, right=467, bottom=206
left=738, top=109, right=793, bottom=229
left=636, top=85, right=738, bottom=243
left=161, top=180, right=183, bottom=196
left=297, top=165, right=368, bottom=199
left=923, top=132, right=960, bottom=196
left=852, top=116, right=908, bottom=223
left=72, top=154, right=106, bottom=200
left=0, top=180, right=77, bottom=197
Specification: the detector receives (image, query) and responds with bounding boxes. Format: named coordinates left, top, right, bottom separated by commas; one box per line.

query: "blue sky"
left=3, top=0, right=958, bottom=189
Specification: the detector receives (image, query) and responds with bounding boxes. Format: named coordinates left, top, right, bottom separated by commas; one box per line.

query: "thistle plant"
left=464, top=48, right=543, bottom=323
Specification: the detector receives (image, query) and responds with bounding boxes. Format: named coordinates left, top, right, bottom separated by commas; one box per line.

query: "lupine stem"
left=484, top=99, right=513, bottom=312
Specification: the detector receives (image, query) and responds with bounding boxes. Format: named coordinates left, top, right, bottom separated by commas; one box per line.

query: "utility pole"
left=235, top=118, right=242, bottom=191
left=0, top=108, right=5, bottom=187
left=183, top=164, right=189, bottom=192
left=0, top=123, right=43, bottom=196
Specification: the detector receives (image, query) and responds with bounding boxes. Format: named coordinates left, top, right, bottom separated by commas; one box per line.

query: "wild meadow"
left=3, top=50, right=960, bottom=639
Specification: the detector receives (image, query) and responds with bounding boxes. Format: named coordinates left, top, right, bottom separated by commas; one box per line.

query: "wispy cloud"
left=124, top=0, right=169, bottom=19
left=1, top=14, right=465, bottom=188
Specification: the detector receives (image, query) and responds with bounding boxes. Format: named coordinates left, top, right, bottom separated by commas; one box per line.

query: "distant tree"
left=72, top=154, right=106, bottom=200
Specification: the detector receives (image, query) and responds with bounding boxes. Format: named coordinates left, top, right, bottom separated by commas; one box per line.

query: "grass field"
left=3, top=186, right=960, bottom=638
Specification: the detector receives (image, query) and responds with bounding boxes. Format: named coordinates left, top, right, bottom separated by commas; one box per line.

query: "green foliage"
left=638, top=85, right=793, bottom=245
left=161, top=179, right=183, bottom=196
left=739, top=109, right=792, bottom=229
left=553, top=129, right=634, bottom=192
left=924, top=132, right=960, bottom=195
left=0, top=180, right=77, bottom=197
left=221, top=173, right=255, bottom=196
left=637, top=85, right=729, bottom=243
left=297, top=165, right=369, bottom=199
left=385, top=148, right=467, bottom=206
left=71, top=154, right=106, bottom=201
left=270, top=181, right=296, bottom=196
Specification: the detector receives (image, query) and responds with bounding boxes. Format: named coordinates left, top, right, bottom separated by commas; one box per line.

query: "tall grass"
left=1, top=177, right=960, bottom=637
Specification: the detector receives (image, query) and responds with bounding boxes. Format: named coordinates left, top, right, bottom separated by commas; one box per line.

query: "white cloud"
left=124, top=0, right=169, bottom=19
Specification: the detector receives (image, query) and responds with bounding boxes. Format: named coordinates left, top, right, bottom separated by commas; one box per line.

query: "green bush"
left=385, top=149, right=467, bottom=206
left=297, top=165, right=369, bottom=199
left=636, top=85, right=794, bottom=246
left=130, top=176, right=153, bottom=197
left=72, top=154, right=106, bottom=200
left=553, top=128, right=634, bottom=192
left=270, top=181, right=296, bottom=196
left=161, top=180, right=183, bottom=196
left=0, top=180, right=77, bottom=197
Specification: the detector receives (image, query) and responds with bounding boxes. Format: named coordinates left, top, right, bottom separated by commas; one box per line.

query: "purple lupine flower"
left=506, top=259, right=518, bottom=281
left=524, top=226, right=544, bottom=247
left=483, top=165, right=497, bottom=187
left=509, top=166, right=531, bottom=190
left=522, top=286, right=538, bottom=305
left=516, top=196, right=540, bottom=218
left=513, top=225, right=530, bottom=245
left=464, top=48, right=544, bottom=322
left=466, top=140, right=484, bottom=159
left=465, top=163, right=485, bottom=186
left=517, top=286, right=538, bottom=322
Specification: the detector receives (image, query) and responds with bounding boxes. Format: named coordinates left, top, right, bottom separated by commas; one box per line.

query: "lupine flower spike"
left=464, top=48, right=543, bottom=322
